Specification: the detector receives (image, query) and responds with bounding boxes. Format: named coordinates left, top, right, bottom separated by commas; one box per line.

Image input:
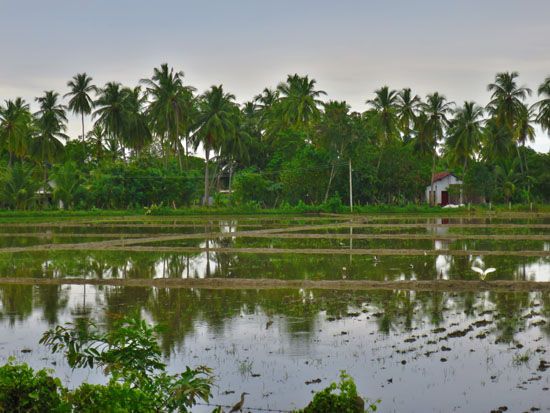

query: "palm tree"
left=395, top=88, right=421, bottom=141
left=86, top=123, right=105, bottom=161
left=533, top=76, right=550, bottom=134
left=0, top=163, right=39, bottom=209
left=121, top=86, right=152, bottom=155
left=193, top=85, right=237, bottom=206
left=445, top=101, right=484, bottom=202
left=365, top=86, right=399, bottom=145
left=219, top=106, right=251, bottom=193
left=93, top=82, right=127, bottom=155
left=317, top=101, right=352, bottom=202
left=0, top=98, right=33, bottom=165
left=141, top=64, right=196, bottom=169
left=272, top=74, right=325, bottom=133
left=486, top=71, right=532, bottom=174
left=420, top=92, right=454, bottom=205
left=64, top=73, right=97, bottom=141
left=33, top=91, right=68, bottom=198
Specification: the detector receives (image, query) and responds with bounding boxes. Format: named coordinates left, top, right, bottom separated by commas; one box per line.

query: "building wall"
left=425, top=175, right=461, bottom=204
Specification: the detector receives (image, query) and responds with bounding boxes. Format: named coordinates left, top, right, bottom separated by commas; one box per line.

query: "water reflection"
left=0, top=285, right=548, bottom=412
left=1, top=250, right=548, bottom=282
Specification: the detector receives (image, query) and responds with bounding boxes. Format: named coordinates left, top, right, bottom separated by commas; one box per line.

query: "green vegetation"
left=0, top=315, right=377, bottom=412
left=296, top=372, right=379, bottom=413
left=0, top=68, right=549, bottom=211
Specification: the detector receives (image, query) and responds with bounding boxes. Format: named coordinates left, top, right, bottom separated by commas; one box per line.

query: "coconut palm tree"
left=365, top=86, right=400, bottom=145
left=141, top=64, right=196, bottom=169
left=420, top=92, right=454, bottom=205
left=445, top=101, right=484, bottom=202
left=273, top=74, right=325, bottom=132
left=218, top=106, right=251, bottom=192
left=486, top=71, right=532, bottom=174
left=33, top=91, right=68, bottom=198
left=93, top=82, right=127, bottom=154
left=64, top=73, right=97, bottom=141
left=533, top=76, right=550, bottom=134
left=121, top=86, right=152, bottom=155
left=0, top=98, right=33, bottom=165
left=317, top=100, right=352, bottom=202
left=487, top=72, right=532, bottom=129
left=395, top=88, right=421, bottom=141
left=193, top=85, right=237, bottom=206
left=86, top=123, right=105, bottom=161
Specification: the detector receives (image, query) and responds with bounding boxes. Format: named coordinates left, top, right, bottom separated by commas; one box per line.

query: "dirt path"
left=1, top=232, right=548, bottom=241
left=0, top=277, right=548, bottom=292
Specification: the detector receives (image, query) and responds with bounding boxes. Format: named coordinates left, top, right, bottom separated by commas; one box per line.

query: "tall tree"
left=141, top=64, right=196, bottom=169
left=486, top=71, right=532, bottom=174
left=64, top=73, right=97, bottom=141
left=420, top=92, right=454, bottom=205
left=533, top=76, right=550, bottom=134
left=271, top=74, right=325, bottom=134
left=193, top=85, right=237, bottom=206
left=218, top=106, right=251, bottom=192
left=33, top=91, right=68, bottom=197
left=85, top=123, right=105, bottom=161
left=317, top=101, right=352, bottom=202
left=365, top=86, right=399, bottom=145
left=121, top=86, right=152, bottom=155
left=0, top=98, right=33, bottom=165
left=93, top=82, right=127, bottom=155
left=445, top=101, right=484, bottom=202
left=395, top=88, right=421, bottom=141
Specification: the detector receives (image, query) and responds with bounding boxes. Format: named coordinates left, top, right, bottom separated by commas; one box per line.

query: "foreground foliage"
left=0, top=315, right=378, bottom=412
left=296, top=372, right=379, bottom=413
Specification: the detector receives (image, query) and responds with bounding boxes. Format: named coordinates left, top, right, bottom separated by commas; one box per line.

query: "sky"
left=0, top=0, right=549, bottom=152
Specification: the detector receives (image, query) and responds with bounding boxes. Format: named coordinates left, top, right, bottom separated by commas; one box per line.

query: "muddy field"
left=0, top=213, right=549, bottom=412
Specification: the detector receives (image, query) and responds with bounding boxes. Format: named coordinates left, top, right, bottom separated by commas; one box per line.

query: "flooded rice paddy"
left=0, top=214, right=549, bottom=412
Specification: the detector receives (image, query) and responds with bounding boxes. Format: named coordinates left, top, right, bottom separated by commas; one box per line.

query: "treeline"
left=0, top=66, right=549, bottom=209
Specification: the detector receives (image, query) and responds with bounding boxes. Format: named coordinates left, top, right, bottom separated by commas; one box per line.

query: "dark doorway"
left=441, top=191, right=449, bottom=206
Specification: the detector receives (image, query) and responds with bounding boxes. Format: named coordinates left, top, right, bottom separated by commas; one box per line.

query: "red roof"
left=431, top=172, right=454, bottom=182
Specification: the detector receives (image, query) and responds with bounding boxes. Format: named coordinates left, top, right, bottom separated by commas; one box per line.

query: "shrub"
left=67, top=382, right=155, bottom=413
left=39, top=314, right=213, bottom=412
left=296, top=372, right=379, bottom=413
left=0, top=360, right=66, bottom=413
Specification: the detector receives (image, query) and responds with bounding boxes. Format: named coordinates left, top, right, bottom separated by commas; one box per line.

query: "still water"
left=0, top=215, right=549, bottom=412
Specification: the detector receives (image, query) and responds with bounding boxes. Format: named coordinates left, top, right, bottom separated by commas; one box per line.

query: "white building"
left=425, top=172, right=462, bottom=206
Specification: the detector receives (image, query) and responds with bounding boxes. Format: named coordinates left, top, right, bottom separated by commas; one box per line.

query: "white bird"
left=471, top=266, right=496, bottom=280
left=373, top=256, right=380, bottom=262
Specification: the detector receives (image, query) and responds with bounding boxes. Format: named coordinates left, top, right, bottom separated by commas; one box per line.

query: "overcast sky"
left=1, top=0, right=549, bottom=151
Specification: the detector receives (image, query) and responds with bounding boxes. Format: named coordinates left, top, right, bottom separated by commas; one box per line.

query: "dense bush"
left=296, top=372, right=379, bottom=413
left=0, top=361, right=65, bottom=412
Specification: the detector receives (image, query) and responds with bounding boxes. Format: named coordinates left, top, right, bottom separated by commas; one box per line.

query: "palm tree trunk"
left=348, top=158, right=353, bottom=212
left=228, top=162, right=234, bottom=193
left=430, top=148, right=437, bottom=206
left=520, top=142, right=531, bottom=201
left=460, top=158, right=467, bottom=204
left=203, top=149, right=210, bottom=206
left=515, top=144, right=525, bottom=175
left=185, top=133, right=190, bottom=170
left=43, top=164, right=49, bottom=209
left=175, top=108, right=183, bottom=171
left=81, top=113, right=85, bottom=142
left=324, top=162, right=336, bottom=203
